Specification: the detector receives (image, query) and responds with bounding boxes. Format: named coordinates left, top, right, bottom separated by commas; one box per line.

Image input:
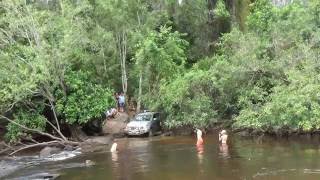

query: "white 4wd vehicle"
left=125, top=112, right=161, bottom=136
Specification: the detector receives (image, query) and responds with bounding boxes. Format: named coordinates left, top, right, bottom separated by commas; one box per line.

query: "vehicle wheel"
left=148, top=129, right=153, bottom=137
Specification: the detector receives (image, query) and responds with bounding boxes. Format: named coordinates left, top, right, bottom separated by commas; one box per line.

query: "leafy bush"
left=247, top=0, right=275, bottom=34
left=156, top=70, right=217, bottom=128
left=56, top=70, right=114, bottom=124
left=232, top=1, right=320, bottom=133
left=214, top=0, right=230, bottom=19
left=235, top=70, right=320, bottom=132
left=6, top=109, right=47, bottom=143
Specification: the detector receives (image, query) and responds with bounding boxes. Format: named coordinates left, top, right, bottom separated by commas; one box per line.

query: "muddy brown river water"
left=4, top=134, right=320, bottom=180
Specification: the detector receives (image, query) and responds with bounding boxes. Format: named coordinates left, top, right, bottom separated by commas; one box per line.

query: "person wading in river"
left=196, top=129, right=204, bottom=146
left=110, top=142, right=117, bottom=153
left=196, top=129, right=204, bottom=155
left=219, top=130, right=228, bottom=144
left=218, top=130, right=229, bottom=158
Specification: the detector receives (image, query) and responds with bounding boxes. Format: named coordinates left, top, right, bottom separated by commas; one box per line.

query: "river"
left=3, top=133, right=320, bottom=180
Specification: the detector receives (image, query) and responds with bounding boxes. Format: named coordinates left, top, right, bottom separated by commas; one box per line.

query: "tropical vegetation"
left=1, top=0, right=320, bottom=146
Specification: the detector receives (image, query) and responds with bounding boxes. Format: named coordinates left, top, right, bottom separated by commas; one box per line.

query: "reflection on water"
left=196, top=143, right=204, bottom=164
left=6, top=134, right=320, bottom=180
left=196, top=143, right=205, bottom=176
left=219, top=143, right=229, bottom=159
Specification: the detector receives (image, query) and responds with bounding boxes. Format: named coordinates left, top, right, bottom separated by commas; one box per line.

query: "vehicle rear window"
left=134, top=114, right=152, bottom=121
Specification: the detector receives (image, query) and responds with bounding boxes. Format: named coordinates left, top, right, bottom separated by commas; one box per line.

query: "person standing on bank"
left=114, top=92, right=120, bottom=111
left=119, top=92, right=125, bottom=112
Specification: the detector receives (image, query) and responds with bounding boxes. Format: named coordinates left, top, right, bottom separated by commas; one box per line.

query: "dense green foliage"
left=55, top=70, right=114, bottom=124
left=157, top=69, right=218, bottom=128
left=134, top=26, right=188, bottom=105
left=148, top=0, right=320, bottom=132
left=233, top=0, right=320, bottom=132
left=0, top=0, right=120, bottom=141
left=6, top=108, right=47, bottom=143
left=1, top=0, right=320, bottom=142
left=0, top=0, right=216, bottom=141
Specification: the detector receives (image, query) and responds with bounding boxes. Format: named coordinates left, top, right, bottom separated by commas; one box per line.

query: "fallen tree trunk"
left=0, top=115, right=64, bottom=142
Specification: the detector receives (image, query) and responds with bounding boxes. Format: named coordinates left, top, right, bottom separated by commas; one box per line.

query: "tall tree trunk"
left=122, top=32, right=127, bottom=95
left=136, top=70, right=143, bottom=113
left=59, top=0, right=64, bottom=15
left=117, top=31, right=128, bottom=95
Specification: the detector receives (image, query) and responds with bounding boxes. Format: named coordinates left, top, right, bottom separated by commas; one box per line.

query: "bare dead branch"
left=0, top=115, right=64, bottom=142
left=0, top=147, right=12, bottom=155
left=9, top=140, right=59, bottom=156
left=2, top=142, right=12, bottom=149
left=39, top=87, right=68, bottom=141
left=49, top=99, right=61, bottom=132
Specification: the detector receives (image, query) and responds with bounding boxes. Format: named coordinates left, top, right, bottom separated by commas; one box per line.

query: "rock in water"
left=63, top=145, right=74, bottom=151
left=85, top=160, right=95, bottom=166
left=24, top=173, right=60, bottom=180
left=80, top=136, right=113, bottom=153
left=39, top=147, right=62, bottom=158
left=0, top=160, right=22, bottom=179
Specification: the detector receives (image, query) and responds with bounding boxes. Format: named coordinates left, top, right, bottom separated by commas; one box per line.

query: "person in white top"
left=219, top=130, right=228, bottom=144
left=196, top=129, right=204, bottom=146
left=118, top=92, right=125, bottom=112
left=110, top=142, right=117, bottom=153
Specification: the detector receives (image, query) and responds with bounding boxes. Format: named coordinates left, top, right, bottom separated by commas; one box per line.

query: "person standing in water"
left=219, top=130, right=228, bottom=144
left=195, top=129, right=204, bottom=167
left=218, top=130, right=229, bottom=158
left=110, top=142, right=118, bottom=153
left=196, top=129, right=204, bottom=146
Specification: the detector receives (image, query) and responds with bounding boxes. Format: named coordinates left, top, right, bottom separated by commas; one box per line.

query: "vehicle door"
left=152, top=113, right=161, bottom=132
